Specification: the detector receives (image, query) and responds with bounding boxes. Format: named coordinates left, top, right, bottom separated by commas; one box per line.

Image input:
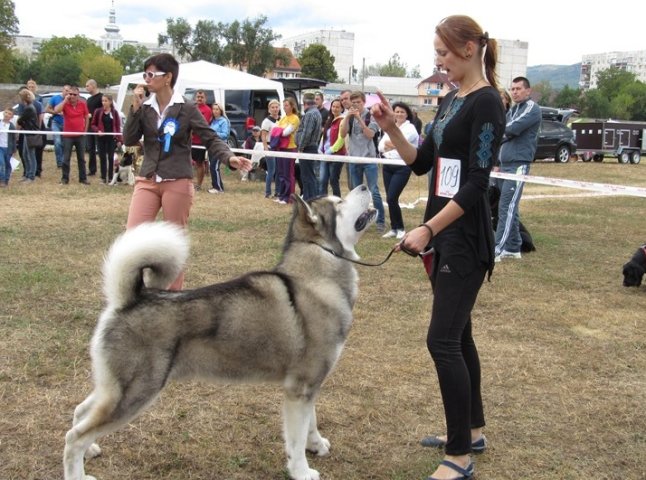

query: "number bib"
left=435, top=157, right=461, bottom=198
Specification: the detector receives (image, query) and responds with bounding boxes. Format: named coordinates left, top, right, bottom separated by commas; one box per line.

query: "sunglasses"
left=68, top=93, right=78, bottom=97
left=143, top=71, right=166, bottom=80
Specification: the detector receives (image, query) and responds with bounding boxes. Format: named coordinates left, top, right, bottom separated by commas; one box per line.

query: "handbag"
left=26, top=134, right=43, bottom=148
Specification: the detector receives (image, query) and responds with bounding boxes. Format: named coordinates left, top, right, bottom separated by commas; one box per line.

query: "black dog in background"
left=622, top=245, right=646, bottom=287
left=489, top=184, right=536, bottom=253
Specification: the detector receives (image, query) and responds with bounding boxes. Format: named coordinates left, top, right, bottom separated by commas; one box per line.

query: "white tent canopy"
left=115, top=60, right=285, bottom=113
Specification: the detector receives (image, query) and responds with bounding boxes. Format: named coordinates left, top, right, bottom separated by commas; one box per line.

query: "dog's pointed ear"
left=291, top=194, right=318, bottom=225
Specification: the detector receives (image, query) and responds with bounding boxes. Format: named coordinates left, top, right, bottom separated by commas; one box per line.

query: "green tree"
left=0, top=0, right=18, bottom=47
left=40, top=56, right=82, bottom=85
left=595, top=68, right=636, bottom=101
left=112, top=44, right=151, bottom=73
left=0, top=0, right=19, bottom=82
left=531, top=80, right=555, bottom=106
left=379, top=53, right=406, bottom=77
left=38, top=35, right=102, bottom=63
left=621, top=81, right=646, bottom=121
left=80, top=55, right=123, bottom=87
left=408, top=65, right=421, bottom=79
left=221, top=16, right=280, bottom=76
left=581, top=89, right=611, bottom=119
left=553, top=85, right=581, bottom=110
left=298, top=44, right=337, bottom=82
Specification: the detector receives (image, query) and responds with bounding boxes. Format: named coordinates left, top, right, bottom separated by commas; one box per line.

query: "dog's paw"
left=84, top=443, right=102, bottom=460
left=306, top=437, right=330, bottom=457
left=290, top=468, right=320, bottom=480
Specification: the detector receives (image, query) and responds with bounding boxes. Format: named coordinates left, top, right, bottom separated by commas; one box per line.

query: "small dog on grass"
left=108, top=151, right=135, bottom=186
left=622, top=244, right=646, bottom=287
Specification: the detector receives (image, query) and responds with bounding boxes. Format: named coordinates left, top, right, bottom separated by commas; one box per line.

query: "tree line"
left=533, top=68, right=646, bottom=121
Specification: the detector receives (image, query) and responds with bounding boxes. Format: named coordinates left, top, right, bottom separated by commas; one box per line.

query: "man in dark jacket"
left=494, top=76, right=541, bottom=261
left=295, top=93, right=322, bottom=201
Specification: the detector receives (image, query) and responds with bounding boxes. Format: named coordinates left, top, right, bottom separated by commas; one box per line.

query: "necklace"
left=457, top=77, right=485, bottom=97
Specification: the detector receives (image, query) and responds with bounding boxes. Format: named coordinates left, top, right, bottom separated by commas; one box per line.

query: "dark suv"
left=534, top=111, right=577, bottom=163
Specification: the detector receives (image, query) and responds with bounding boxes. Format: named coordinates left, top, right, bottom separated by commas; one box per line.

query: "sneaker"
left=80, top=180, right=91, bottom=185
left=376, top=223, right=386, bottom=233
left=396, top=229, right=406, bottom=240
left=207, top=188, right=222, bottom=194
left=277, top=199, right=287, bottom=205
left=381, top=230, right=397, bottom=239
left=495, top=250, right=521, bottom=262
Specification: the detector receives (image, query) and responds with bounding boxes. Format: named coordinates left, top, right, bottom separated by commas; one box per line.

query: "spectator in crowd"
left=315, top=91, right=329, bottom=127
left=123, top=53, right=251, bottom=290
left=46, top=84, right=70, bottom=168
left=85, top=80, right=103, bottom=176
left=242, top=126, right=263, bottom=181
left=339, top=90, right=385, bottom=232
left=295, top=93, right=322, bottom=201
left=26, top=79, right=45, bottom=177
left=0, top=108, right=17, bottom=187
left=54, top=85, right=90, bottom=185
left=319, top=98, right=346, bottom=197
left=208, top=102, right=230, bottom=194
left=339, top=89, right=352, bottom=112
left=91, top=94, right=122, bottom=184
left=378, top=101, right=418, bottom=239
left=16, top=88, right=40, bottom=183
left=260, top=99, right=280, bottom=198
left=494, top=76, right=540, bottom=262
left=371, top=15, right=505, bottom=480
left=191, top=90, right=213, bottom=191
left=274, top=97, right=300, bottom=205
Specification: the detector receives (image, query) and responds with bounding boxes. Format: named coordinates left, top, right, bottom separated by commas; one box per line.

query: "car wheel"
left=618, top=151, right=630, bottom=164
left=593, top=153, right=604, bottom=162
left=630, top=151, right=641, bottom=164
left=227, top=134, right=238, bottom=150
left=554, top=145, right=570, bottom=163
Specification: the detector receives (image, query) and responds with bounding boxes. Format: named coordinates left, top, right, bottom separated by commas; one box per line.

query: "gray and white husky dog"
left=63, top=185, right=377, bottom=480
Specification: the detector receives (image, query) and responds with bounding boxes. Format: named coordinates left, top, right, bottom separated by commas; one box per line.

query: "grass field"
left=1, top=153, right=645, bottom=479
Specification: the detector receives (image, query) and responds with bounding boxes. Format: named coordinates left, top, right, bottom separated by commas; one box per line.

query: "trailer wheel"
left=554, top=145, right=570, bottom=163
left=630, top=151, right=641, bottom=164
left=593, top=153, right=604, bottom=162
left=618, top=151, right=631, bottom=164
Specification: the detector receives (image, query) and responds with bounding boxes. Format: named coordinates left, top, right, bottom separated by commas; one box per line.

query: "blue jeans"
left=22, top=140, right=37, bottom=180
left=51, top=121, right=64, bottom=167
left=264, top=156, right=276, bottom=197
left=299, top=146, right=319, bottom=201
left=349, top=162, right=385, bottom=226
left=494, top=162, right=530, bottom=254
left=382, top=164, right=412, bottom=231
left=0, top=146, right=11, bottom=183
left=319, top=160, right=343, bottom=197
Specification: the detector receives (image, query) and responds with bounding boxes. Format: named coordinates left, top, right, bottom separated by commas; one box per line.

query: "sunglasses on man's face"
left=143, top=71, right=166, bottom=80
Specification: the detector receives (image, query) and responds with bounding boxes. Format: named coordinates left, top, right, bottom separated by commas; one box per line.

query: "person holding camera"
left=53, top=85, right=90, bottom=185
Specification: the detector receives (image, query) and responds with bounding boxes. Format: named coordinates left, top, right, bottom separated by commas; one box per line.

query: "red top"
left=62, top=101, right=89, bottom=136
left=192, top=103, right=213, bottom=145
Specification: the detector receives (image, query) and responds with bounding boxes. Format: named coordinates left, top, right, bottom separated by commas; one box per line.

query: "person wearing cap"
left=295, top=93, right=322, bottom=201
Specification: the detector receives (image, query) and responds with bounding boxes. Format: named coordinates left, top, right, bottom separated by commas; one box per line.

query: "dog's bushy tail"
left=103, top=222, right=189, bottom=309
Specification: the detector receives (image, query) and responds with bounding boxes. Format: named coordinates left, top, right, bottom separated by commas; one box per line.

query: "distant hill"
left=527, top=64, right=581, bottom=90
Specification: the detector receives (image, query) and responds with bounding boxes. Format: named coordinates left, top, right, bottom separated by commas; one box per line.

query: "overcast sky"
left=16, top=0, right=645, bottom=77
